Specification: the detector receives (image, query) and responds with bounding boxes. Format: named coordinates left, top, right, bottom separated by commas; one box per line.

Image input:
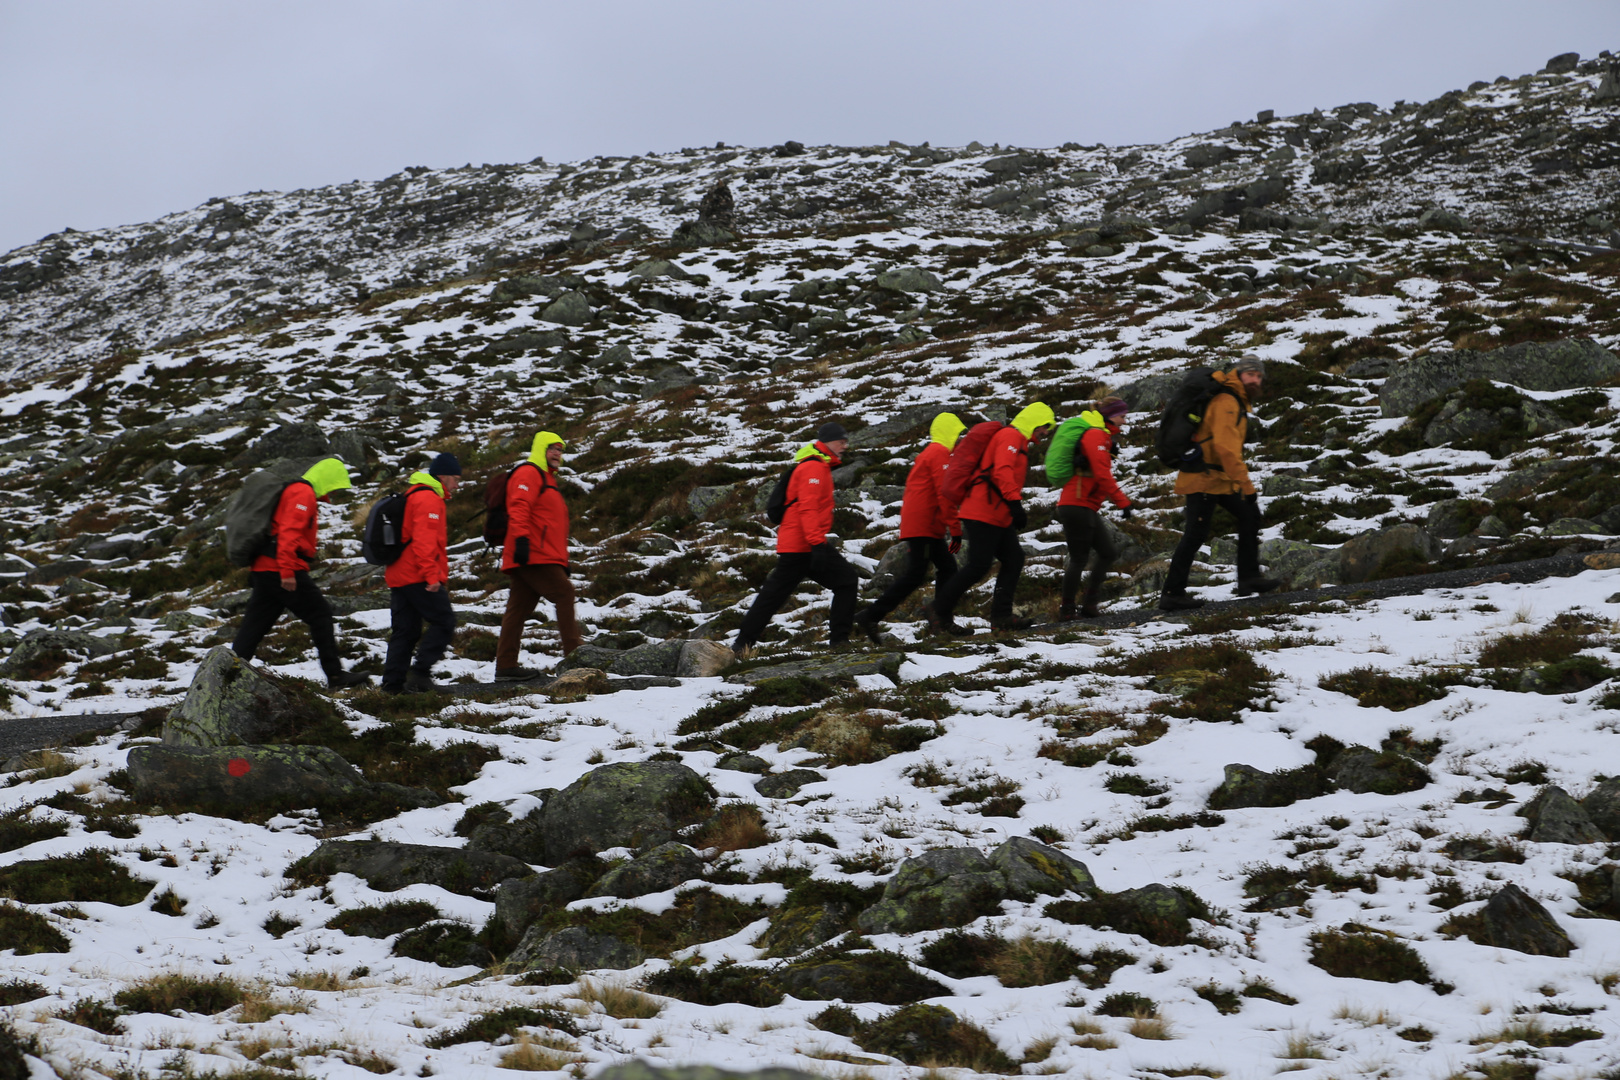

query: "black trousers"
left=1058, top=505, right=1117, bottom=604
left=1164, top=492, right=1261, bottom=594
left=233, top=570, right=341, bottom=675
left=863, top=537, right=956, bottom=622
left=934, top=519, right=1024, bottom=621
left=384, top=583, right=458, bottom=687
left=734, top=547, right=859, bottom=646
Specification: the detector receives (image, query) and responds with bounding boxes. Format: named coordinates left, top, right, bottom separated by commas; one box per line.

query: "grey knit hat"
left=1231, top=354, right=1266, bottom=375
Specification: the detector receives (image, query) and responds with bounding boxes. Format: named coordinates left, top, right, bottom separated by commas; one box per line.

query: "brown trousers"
left=496, top=564, right=582, bottom=667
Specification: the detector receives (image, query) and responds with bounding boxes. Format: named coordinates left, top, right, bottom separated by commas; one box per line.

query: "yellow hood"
left=528, top=431, right=566, bottom=471
left=1076, top=409, right=1107, bottom=430
left=302, top=457, right=352, bottom=498
left=795, top=442, right=833, bottom=463
left=407, top=471, right=444, bottom=496
left=929, top=412, right=966, bottom=450
left=1011, top=402, right=1056, bottom=440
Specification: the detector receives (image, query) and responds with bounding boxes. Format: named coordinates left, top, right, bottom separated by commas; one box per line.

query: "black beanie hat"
left=428, top=452, right=462, bottom=477
left=817, top=422, right=847, bottom=443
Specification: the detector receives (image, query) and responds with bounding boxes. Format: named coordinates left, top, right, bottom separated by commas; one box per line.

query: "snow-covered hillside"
left=2, top=48, right=1620, bottom=1080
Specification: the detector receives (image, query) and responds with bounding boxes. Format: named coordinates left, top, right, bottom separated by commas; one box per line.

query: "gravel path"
left=0, top=711, right=136, bottom=764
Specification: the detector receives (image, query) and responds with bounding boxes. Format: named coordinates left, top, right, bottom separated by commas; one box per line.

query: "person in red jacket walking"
left=381, top=453, right=461, bottom=694
left=926, top=402, right=1056, bottom=632
left=854, top=412, right=970, bottom=642
left=231, top=457, right=368, bottom=688
left=494, top=431, right=581, bottom=680
left=1058, top=398, right=1132, bottom=621
left=732, top=422, right=860, bottom=652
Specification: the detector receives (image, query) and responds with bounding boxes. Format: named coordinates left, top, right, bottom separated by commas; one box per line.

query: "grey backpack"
left=223, top=463, right=315, bottom=567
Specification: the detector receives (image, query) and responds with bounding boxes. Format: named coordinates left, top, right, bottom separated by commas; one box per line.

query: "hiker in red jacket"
left=1058, top=398, right=1132, bottom=620
left=926, top=403, right=1055, bottom=632
left=231, top=457, right=368, bottom=688
left=381, top=453, right=461, bottom=694
left=854, top=412, right=970, bottom=642
left=494, top=432, right=581, bottom=680
left=732, top=422, right=860, bottom=652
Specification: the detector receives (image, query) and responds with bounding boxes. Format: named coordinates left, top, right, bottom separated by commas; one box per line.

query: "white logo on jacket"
left=517, top=484, right=530, bottom=492
left=428, top=513, right=440, bottom=520
left=295, top=503, right=309, bottom=511
left=807, top=478, right=820, bottom=485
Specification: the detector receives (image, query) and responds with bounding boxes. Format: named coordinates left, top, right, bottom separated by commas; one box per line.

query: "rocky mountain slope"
left=2, top=49, right=1620, bottom=1080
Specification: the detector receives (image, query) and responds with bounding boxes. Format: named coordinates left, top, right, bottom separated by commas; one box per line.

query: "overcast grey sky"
left=1, top=0, right=1615, bottom=255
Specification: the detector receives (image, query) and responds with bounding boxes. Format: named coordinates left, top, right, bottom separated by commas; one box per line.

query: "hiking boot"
left=1058, top=603, right=1079, bottom=622
left=1080, top=582, right=1104, bottom=619
left=404, top=670, right=442, bottom=693
left=922, top=603, right=946, bottom=633
left=380, top=681, right=405, bottom=696
left=855, top=614, right=884, bottom=646
left=495, top=666, right=542, bottom=682
left=327, top=670, right=370, bottom=690
left=942, top=619, right=973, bottom=637
left=1157, top=592, right=1206, bottom=612
left=991, top=615, right=1037, bottom=631
left=1235, top=577, right=1284, bottom=597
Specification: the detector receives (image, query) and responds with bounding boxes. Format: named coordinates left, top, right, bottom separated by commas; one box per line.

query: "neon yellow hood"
left=407, top=471, right=444, bottom=496
left=528, top=431, right=566, bottom=471
left=1076, top=409, right=1107, bottom=430
left=1011, top=402, right=1056, bottom=440
left=795, top=442, right=834, bottom=463
left=929, top=412, right=966, bottom=450
left=302, top=457, right=352, bottom=498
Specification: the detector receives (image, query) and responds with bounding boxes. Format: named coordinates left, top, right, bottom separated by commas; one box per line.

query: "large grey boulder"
left=1338, top=525, right=1435, bottom=584
left=533, top=762, right=717, bottom=862
left=0, top=628, right=118, bottom=677
left=676, top=639, right=734, bottom=677
left=1183, top=144, right=1239, bottom=169
left=587, top=842, right=704, bottom=898
left=724, top=652, right=905, bottom=686
left=1259, top=538, right=1339, bottom=590
left=874, top=267, right=944, bottom=293
left=639, top=363, right=698, bottom=398
left=493, top=859, right=604, bottom=937
left=1425, top=498, right=1489, bottom=540
left=126, top=743, right=438, bottom=816
left=1581, top=779, right=1620, bottom=839
left=290, top=840, right=532, bottom=899
left=1418, top=207, right=1473, bottom=232
left=989, top=837, right=1095, bottom=900
left=163, top=646, right=333, bottom=747
left=1522, top=786, right=1607, bottom=845
left=628, top=258, right=693, bottom=281
left=754, top=769, right=826, bottom=799
left=687, top=483, right=739, bottom=518
left=541, top=291, right=593, bottom=326
left=507, top=924, right=645, bottom=972
left=233, top=422, right=331, bottom=469
left=1330, top=748, right=1430, bottom=795
left=1485, top=459, right=1581, bottom=502
left=1470, top=884, right=1573, bottom=956
left=1380, top=338, right=1620, bottom=417
left=856, top=847, right=1008, bottom=934
left=1116, top=371, right=1185, bottom=414
left=1207, top=762, right=1327, bottom=809
left=775, top=951, right=948, bottom=1005
left=608, top=640, right=684, bottom=677
left=557, top=644, right=625, bottom=672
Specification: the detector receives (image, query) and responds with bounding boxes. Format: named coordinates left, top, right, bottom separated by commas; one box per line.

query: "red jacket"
left=959, top=426, right=1028, bottom=528
left=898, top=441, right=961, bottom=541
left=777, top=442, right=839, bottom=553
left=1059, top=428, right=1131, bottom=511
left=385, top=480, right=449, bottom=588
left=252, top=480, right=319, bottom=577
left=501, top=461, right=570, bottom=570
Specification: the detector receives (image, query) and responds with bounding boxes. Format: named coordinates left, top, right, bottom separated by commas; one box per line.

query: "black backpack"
left=763, top=463, right=803, bottom=525
left=1156, top=368, right=1245, bottom=472
left=483, top=462, right=548, bottom=549
left=361, top=485, right=431, bottom=565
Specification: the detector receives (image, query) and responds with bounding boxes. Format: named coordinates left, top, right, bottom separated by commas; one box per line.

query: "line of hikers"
left=226, top=357, right=1278, bottom=688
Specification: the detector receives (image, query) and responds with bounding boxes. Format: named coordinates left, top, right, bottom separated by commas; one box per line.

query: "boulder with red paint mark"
left=125, top=743, right=440, bottom=818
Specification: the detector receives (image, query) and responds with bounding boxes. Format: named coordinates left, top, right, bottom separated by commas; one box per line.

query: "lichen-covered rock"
left=1521, top=785, right=1606, bottom=844
left=758, top=901, right=858, bottom=958
left=754, top=769, right=826, bottom=799
left=544, top=667, right=608, bottom=697
left=776, top=950, right=948, bottom=1004
left=715, top=752, right=769, bottom=774
left=1473, top=884, right=1573, bottom=956
left=534, top=761, right=716, bottom=862
left=1381, top=337, right=1620, bottom=417
left=163, top=646, right=332, bottom=747
left=988, top=837, right=1094, bottom=900
left=725, top=652, right=905, bottom=686
left=607, top=640, right=684, bottom=677
left=557, top=644, right=623, bottom=671
left=587, top=842, right=704, bottom=899
left=541, top=291, right=593, bottom=326
left=0, top=628, right=120, bottom=677
left=126, top=743, right=438, bottom=816
left=288, top=840, right=532, bottom=899
left=1330, top=748, right=1430, bottom=795
left=677, top=639, right=735, bottom=677
left=1208, top=762, right=1329, bottom=809
left=1338, top=524, right=1436, bottom=584
left=507, top=924, right=645, bottom=972
left=856, top=847, right=1007, bottom=934
left=874, top=267, right=944, bottom=293
left=493, top=858, right=603, bottom=937
left=1582, top=778, right=1620, bottom=839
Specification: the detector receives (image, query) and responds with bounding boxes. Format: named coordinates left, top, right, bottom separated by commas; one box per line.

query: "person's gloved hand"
left=948, top=534, right=962, bottom=555
left=1120, top=505, right=1133, bottom=521
left=515, top=536, right=530, bottom=565
left=1007, top=501, right=1028, bottom=531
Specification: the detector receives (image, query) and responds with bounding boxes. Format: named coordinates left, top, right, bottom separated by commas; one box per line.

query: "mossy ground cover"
left=1308, top=926, right=1434, bottom=985
left=0, top=904, right=70, bottom=954
left=1319, top=666, right=1469, bottom=710
left=1105, top=641, right=1276, bottom=722
left=113, top=972, right=247, bottom=1015
left=815, top=1001, right=1019, bottom=1073
left=919, top=930, right=1084, bottom=987
left=1046, top=886, right=1214, bottom=947
left=0, top=849, right=151, bottom=906
left=326, top=900, right=443, bottom=938
left=526, top=888, right=764, bottom=959
left=424, top=1004, right=579, bottom=1048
